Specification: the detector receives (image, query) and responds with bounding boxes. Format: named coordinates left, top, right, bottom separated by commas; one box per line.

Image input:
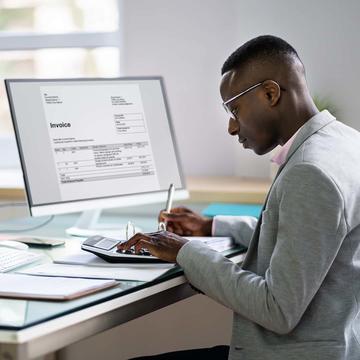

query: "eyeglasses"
left=222, top=80, right=285, bottom=120
left=222, top=82, right=263, bottom=119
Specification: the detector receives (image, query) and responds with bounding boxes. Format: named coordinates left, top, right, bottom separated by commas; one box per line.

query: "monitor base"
left=66, top=210, right=142, bottom=239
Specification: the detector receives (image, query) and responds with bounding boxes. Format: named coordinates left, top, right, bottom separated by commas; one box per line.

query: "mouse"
left=0, top=240, right=29, bottom=251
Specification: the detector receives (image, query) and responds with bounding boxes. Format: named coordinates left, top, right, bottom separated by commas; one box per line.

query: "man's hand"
left=158, top=206, right=213, bottom=236
left=117, top=231, right=189, bottom=263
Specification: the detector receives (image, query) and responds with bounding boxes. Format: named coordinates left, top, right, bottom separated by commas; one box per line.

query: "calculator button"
left=139, top=249, right=150, bottom=256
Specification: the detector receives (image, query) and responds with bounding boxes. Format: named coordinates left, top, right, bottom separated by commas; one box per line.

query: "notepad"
left=184, top=236, right=235, bottom=252
left=18, top=263, right=174, bottom=282
left=0, top=273, right=117, bottom=300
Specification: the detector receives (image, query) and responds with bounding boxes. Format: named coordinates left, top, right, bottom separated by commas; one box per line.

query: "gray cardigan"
left=177, top=111, right=360, bottom=359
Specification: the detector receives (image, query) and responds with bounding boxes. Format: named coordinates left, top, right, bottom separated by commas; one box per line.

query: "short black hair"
left=221, top=35, right=302, bottom=75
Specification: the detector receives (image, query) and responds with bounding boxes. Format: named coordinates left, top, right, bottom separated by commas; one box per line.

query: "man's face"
left=220, top=70, right=280, bottom=155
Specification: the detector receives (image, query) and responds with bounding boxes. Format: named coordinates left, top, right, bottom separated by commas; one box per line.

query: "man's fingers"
left=158, top=207, right=193, bottom=221
left=134, top=239, right=157, bottom=254
left=172, top=206, right=193, bottom=214
left=162, top=221, right=182, bottom=235
left=172, top=223, right=184, bottom=235
left=161, top=212, right=189, bottom=222
left=118, top=233, right=152, bottom=250
left=165, top=222, right=175, bottom=233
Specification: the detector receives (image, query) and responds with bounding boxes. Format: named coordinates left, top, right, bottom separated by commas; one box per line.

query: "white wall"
left=121, top=0, right=239, bottom=176
left=234, top=0, right=360, bottom=128
left=120, top=0, right=360, bottom=178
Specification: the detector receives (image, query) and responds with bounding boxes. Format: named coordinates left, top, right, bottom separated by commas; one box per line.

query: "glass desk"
left=0, top=206, right=246, bottom=360
left=0, top=249, right=244, bottom=331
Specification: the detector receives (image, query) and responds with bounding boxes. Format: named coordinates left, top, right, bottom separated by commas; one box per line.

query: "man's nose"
left=228, top=118, right=239, bottom=136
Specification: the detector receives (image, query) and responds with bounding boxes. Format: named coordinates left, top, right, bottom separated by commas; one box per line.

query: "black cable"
left=0, top=215, right=55, bottom=233
left=0, top=202, right=55, bottom=232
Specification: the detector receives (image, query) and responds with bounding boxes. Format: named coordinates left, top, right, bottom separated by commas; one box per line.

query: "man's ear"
left=262, top=80, right=281, bottom=106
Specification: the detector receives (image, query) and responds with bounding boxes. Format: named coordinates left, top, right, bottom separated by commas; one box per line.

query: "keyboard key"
left=0, top=248, right=43, bottom=272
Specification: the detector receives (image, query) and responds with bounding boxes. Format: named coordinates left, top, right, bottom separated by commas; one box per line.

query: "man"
left=120, top=35, right=360, bottom=359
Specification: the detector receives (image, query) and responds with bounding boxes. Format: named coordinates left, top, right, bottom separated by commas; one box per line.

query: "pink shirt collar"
left=271, top=127, right=302, bottom=166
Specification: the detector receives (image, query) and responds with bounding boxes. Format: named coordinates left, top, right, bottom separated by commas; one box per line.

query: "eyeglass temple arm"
left=223, top=82, right=263, bottom=106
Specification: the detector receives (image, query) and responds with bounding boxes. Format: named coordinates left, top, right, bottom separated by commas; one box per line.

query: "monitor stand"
left=66, top=209, right=141, bottom=239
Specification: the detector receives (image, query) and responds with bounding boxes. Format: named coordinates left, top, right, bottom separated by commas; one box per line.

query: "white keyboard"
left=0, top=248, right=43, bottom=272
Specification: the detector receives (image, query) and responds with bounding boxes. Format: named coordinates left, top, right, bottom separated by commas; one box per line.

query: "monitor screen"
left=6, top=77, right=187, bottom=217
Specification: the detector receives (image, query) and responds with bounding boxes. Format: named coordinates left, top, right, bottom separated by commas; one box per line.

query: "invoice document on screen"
left=40, top=83, right=160, bottom=201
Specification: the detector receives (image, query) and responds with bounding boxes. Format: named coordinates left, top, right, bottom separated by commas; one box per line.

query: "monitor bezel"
left=5, top=76, right=188, bottom=216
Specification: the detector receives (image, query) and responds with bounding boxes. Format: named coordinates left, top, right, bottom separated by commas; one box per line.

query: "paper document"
left=184, top=237, right=234, bottom=252
left=18, top=263, right=175, bottom=282
left=54, top=252, right=174, bottom=268
left=0, top=273, right=117, bottom=300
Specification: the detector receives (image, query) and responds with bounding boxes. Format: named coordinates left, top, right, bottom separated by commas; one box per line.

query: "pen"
left=158, top=183, right=175, bottom=231
left=165, top=183, right=175, bottom=213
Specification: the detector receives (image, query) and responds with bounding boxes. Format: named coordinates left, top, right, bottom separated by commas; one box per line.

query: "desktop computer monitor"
left=5, top=77, right=188, bottom=237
